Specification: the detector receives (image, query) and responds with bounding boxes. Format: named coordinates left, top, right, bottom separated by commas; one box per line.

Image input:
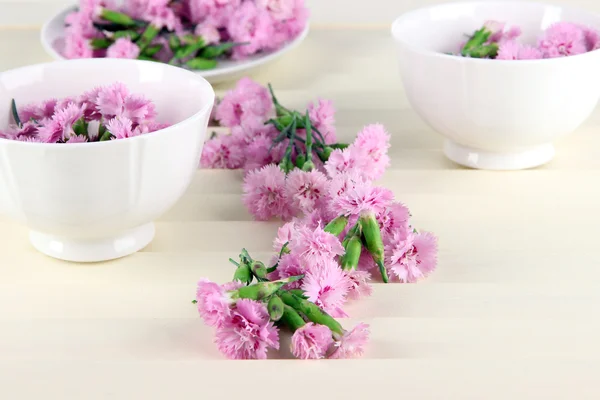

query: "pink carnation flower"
left=215, top=77, right=274, bottom=129
left=227, top=1, right=274, bottom=59
left=66, top=135, right=88, bottom=143
left=291, top=323, right=334, bottom=360
left=256, top=0, right=296, bottom=21
left=329, top=323, right=370, bottom=359
left=357, top=251, right=376, bottom=272
left=105, top=117, right=145, bottom=139
left=63, top=33, right=94, bottom=59
left=215, top=299, right=279, bottom=360
left=18, top=99, right=57, bottom=123
left=188, top=0, right=242, bottom=25
left=242, top=164, right=293, bottom=221
left=54, top=102, right=86, bottom=140
left=270, top=0, right=309, bottom=48
left=385, top=230, right=438, bottom=283
left=286, top=169, right=329, bottom=215
left=378, top=202, right=411, bottom=237
left=324, top=147, right=362, bottom=178
left=497, top=40, right=542, bottom=60
left=1, top=121, right=38, bottom=140
left=538, top=22, right=588, bottom=58
left=484, top=20, right=522, bottom=44
left=272, top=221, right=296, bottom=252
left=276, top=253, right=306, bottom=289
left=200, top=134, right=245, bottom=169
left=290, top=224, right=344, bottom=266
left=582, top=26, right=600, bottom=51
left=302, top=259, right=352, bottom=318
left=106, top=38, right=140, bottom=59
left=345, top=269, right=373, bottom=300
left=195, top=23, right=221, bottom=45
left=242, top=127, right=285, bottom=173
left=96, top=82, right=156, bottom=123
left=196, top=278, right=236, bottom=327
left=331, top=177, right=394, bottom=217
left=352, top=124, right=391, bottom=181
left=308, top=98, right=336, bottom=144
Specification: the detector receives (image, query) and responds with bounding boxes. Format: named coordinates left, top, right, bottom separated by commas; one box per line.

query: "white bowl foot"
left=29, top=223, right=155, bottom=262
left=443, top=140, right=555, bottom=170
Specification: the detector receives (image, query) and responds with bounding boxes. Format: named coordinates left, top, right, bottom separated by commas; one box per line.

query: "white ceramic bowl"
left=0, top=59, right=214, bottom=262
left=41, top=4, right=310, bottom=84
left=392, top=1, right=600, bottom=170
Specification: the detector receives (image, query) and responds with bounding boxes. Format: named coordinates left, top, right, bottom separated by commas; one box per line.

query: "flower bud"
left=324, top=215, right=349, bottom=236
left=250, top=260, right=268, bottom=280
left=186, top=58, right=218, bottom=70
left=233, top=263, right=252, bottom=284
left=268, top=295, right=285, bottom=321
left=341, top=236, right=362, bottom=270
left=321, top=146, right=333, bottom=160
left=236, top=276, right=303, bottom=301
left=360, top=214, right=389, bottom=283
left=295, top=154, right=306, bottom=169
left=98, top=8, right=136, bottom=27
left=301, top=160, right=315, bottom=171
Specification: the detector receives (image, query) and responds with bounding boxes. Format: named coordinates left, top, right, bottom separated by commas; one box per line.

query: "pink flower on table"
left=538, top=22, right=588, bottom=58
left=215, top=299, right=279, bottom=360
left=286, top=169, right=329, bottom=215
left=291, top=323, right=334, bottom=360
left=345, top=269, right=372, bottom=300
left=378, top=202, right=411, bottom=237
left=308, top=98, right=337, bottom=145
left=215, top=78, right=274, bottom=129
left=66, top=134, right=88, bottom=143
left=357, top=251, right=376, bottom=272
left=272, top=221, right=295, bottom=252
left=302, top=259, right=352, bottom=318
left=106, top=38, right=141, bottom=59
left=200, top=134, right=245, bottom=169
left=290, top=224, right=344, bottom=267
left=242, top=164, right=293, bottom=221
left=195, top=23, right=221, bottom=45
left=276, top=253, right=306, bottom=289
left=324, top=148, right=362, bottom=178
left=328, top=323, right=370, bottom=359
left=242, top=127, right=285, bottom=173
left=227, top=1, right=275, bottom=59
left=385, top=229, right=438, bottom=283
left=63, top=33, right=94, bottom=59
left=352, top=123, right=391, bottom=181
left=196, top=278, right=236, bottom=327
left=497, top=40, right=542, bottom=60
left=331, top=178, right=394, bottom=218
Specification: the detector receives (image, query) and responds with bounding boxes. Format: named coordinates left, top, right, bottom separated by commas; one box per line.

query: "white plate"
left=41, top=5, right=309, bottom=84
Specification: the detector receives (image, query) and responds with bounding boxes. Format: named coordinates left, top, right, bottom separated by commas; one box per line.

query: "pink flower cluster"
left=63, top=0, right=309, bottom=65
left=0, top=82, right=168, bottom=143
left=201, top=78, right=337, bottom=172
left=456, top=20, right=600, bottom=60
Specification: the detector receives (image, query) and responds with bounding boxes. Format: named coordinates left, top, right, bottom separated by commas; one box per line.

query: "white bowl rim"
left=391, top=0, right=600, bottom=65
left=0, top=58, right=215, bottom=148
left=40, top=3, right=311, bottom=79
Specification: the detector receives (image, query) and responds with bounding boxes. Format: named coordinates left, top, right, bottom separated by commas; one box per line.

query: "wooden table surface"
left=1, top=27, right=600, bottom=399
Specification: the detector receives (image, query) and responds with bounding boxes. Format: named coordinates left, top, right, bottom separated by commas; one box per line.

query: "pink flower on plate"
left=538, top=22, right=588, bottom=58
left=497, top=40, right=542, bottom=60
left=227, top=1, right=275, bottom=59
left=196, top=278, right=236, bottom=327
left=106, top=38, right=141, bottom=59
left=291, top=323, right=334, bottom=360
left=256, top=0, right=295, bottom=21
left=242, top=164, right=293, bottom=221
left=352, top=124, right=391, bottom=181
left=270, top=0, right=309, bottom=48
left=302, top=259, right=352, bottom=318
left=332, top=178, right=394, bottom=218
left=308, top=98, right=336, bottom=145
left=195, top=23, right=221, bottom=45
left=286, top=169, right=329, bottom=215
left=66, top=134, right=88, bottom=143
left=328, top=323, right=370, bottom=359
left=215, top=299, right=279, bottom=360
left=345, top=269, right=373, bottom=300
left=385, top=229, right=438, bottom=283
left=200, top=134, right=245, bottom=169
left=188, top=0, right=242, bottom=25
left=290, top=224, right=345, bottom=267
left=215, top=77, right=274, bottom=129
left=63, top=33, right=94, bottom=59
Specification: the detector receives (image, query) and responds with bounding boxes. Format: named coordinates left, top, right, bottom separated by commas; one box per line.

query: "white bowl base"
left=443, top=140, right=555, bottom=170
left=29, top=223, right=155, bottom=262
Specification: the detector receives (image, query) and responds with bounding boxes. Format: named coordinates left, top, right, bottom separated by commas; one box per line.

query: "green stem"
left=279, top=291, right=344, bottom=335
left=302, top=111, right=315, bottom=171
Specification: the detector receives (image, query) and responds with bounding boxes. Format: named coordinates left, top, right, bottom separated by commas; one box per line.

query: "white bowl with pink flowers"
left=392, top=1, right=600, bottom=170
left=0, top=58, right=214, bottom=262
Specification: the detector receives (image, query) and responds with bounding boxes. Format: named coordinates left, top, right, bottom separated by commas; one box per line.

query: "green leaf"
left=143, top=44, right=163, bottom=57
left=185, top=57, right=218, bottom=70
left=169, top=35, right=181, bottom=52
left=11, top=99, right=21, bottom=128
left=72, top=117, right=88, bottom=137
left=113, top=30, right=140, bottom=40
left=174, top=38, right=206, bottom=60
